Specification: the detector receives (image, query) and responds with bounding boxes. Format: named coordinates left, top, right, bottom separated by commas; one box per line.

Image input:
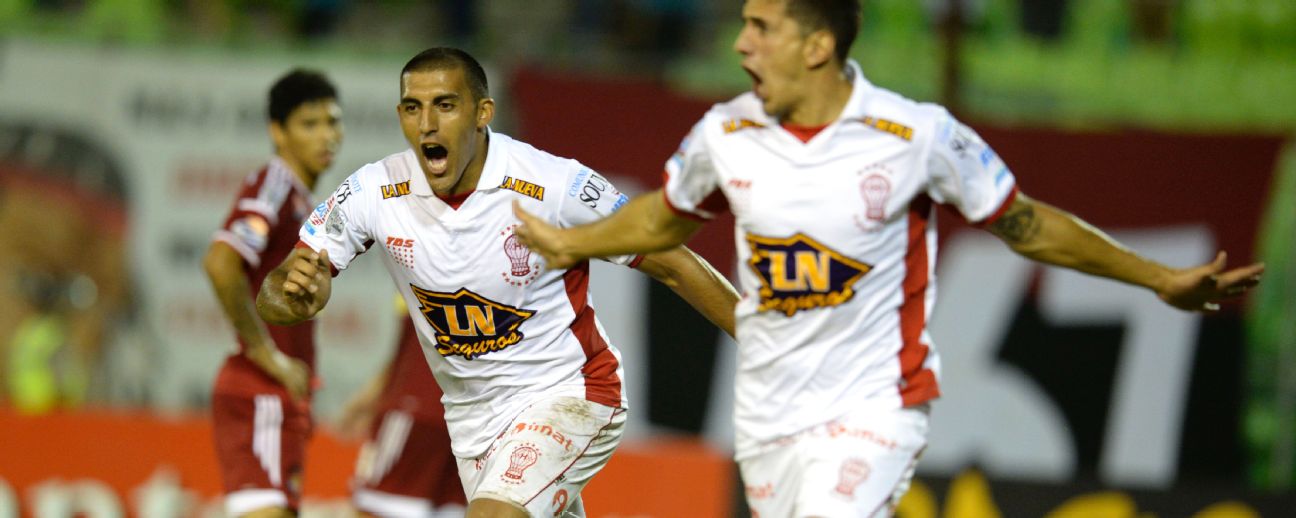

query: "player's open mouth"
left=421, top=143, right=449, bottom=174
left=743, top=66, right=763, bottom=95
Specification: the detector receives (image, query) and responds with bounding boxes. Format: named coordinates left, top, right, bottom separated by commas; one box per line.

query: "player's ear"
left=804, top=29, right=835, bottom=69
left=269, top=120, right=287, bottom=151
left=476, top=97, right=495, bottom=129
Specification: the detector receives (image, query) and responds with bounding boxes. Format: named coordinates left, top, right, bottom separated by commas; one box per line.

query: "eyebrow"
left=399, top=93, right=461, bottom=105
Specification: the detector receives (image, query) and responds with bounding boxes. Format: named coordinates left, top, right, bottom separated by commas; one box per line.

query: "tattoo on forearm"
left=990, top=203, right=1042, bottom=244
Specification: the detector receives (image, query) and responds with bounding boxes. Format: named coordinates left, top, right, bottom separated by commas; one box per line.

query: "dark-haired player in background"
left=337, top=297, right=466, bottom=518
left=204, top=69, right=342, bottom=518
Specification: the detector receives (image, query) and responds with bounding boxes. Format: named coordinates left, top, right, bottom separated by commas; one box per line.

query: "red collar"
left=436, top=190, right=474, bottom=209
left=781, top=122, right=829, bottom=143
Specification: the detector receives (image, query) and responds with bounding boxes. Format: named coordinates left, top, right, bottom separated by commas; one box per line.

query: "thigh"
left=353, top=409, right=467, bottom=515
left=738, top=443, right=802, bottom=518
left=797, top=406, right=929, bottom=518
left=457, top=397, right=625, bottom=518
left=212, top=392, right=311, bottom=514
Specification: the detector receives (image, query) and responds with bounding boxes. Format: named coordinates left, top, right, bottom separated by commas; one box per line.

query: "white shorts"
left=456, top=396, right=625, bottom=517
left=739, top=405, right=929, bottom=518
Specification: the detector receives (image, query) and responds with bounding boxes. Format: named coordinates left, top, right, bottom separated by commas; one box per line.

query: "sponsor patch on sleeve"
left=229, top=215, right=270, bottom=252
left=567, top=169, right=624, bottom=214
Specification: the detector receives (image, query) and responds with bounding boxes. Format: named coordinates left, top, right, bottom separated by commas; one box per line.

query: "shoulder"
left=851, top=83, right=948, bottom=146
left=492, top=132, right=589, bottom=196
left=327, top=149, right=416, bottom=201
left=703, top=93, right=771, bottom=136
left=496, top=132, right=576, bottom=179
left=237, top=161, right=288, bottom=201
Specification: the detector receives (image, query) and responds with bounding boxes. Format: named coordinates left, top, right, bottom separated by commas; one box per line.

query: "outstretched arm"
left=986, top=191, right=1264, bottom=311
left=257, top=247, right=335, bottom=325
left=635, top=247, right=740, bottom=338
left=513, top=190, right=702, bottom=269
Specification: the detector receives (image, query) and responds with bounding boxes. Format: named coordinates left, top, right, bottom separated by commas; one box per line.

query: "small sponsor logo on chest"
left=381, top=181, right=411, bottom=199
left=385, top=236, right=416, bottom=268
left=500, top=176, right=545, bottom=201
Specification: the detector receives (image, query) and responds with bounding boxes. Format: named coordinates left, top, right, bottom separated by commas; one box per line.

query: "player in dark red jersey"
left=337, top=298, right=466, bottom=518
left=203, top=69, right=342, bottom=518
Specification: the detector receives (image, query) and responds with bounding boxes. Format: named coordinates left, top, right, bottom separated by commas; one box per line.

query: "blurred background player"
left=337, top=296, right=466, bottom=518
left=513, top=0, right=1266, bottom=516
left=203, top=69, right=343, bottom=518
left=256, top=47, right=738, bottom=518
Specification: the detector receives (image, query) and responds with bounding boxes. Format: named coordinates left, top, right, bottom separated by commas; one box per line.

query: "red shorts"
left=352, top=407, right=466, bottom=515
left=211, top=392, right=312, bottom=514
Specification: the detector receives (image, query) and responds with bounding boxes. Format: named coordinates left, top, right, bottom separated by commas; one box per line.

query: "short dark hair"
left=268, top=69, right=338, bottom=124
left=401, top=47, right=490, bottom=101
left=785, top=0, right=861, bottom=64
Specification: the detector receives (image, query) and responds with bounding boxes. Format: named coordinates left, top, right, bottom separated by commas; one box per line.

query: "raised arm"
left=986, top=191, right=1264, bottom=311
left=512, top=189, right=701, bottom=269
left=204, top=241, right=310, bottom=401
left=256, top=247, right=335, bottom=325
left=635, top=247, right=740, bottom=338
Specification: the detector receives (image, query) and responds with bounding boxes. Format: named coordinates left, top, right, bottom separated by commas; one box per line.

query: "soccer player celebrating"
left=256, top=48, right=738, bottom=518
left=204, top=69, right=342, bottom=518
left=337, top=299, right=466, bottom=518
left=511, top=1, right=1266, bottom=516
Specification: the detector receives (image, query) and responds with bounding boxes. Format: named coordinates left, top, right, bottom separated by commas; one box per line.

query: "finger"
left=317, top=249, right=331, bottom=270
left=1214, top=263, right=1265, bottom=289
left=286, top=271, right=317, bottom=294
left=1209, top=250, right=1227, bottom=273
left=283, top=279, right=305, bottom=296
left=290, top=259, right=319, bottom=280
left=512, top=200, right=531, bottom=223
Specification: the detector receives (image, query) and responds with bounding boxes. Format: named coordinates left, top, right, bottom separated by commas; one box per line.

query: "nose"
left=419, top=108, right=437, bottom=134
left=733, top=26, right=753, bottom=56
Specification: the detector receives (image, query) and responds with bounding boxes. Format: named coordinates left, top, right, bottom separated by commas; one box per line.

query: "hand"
left=249, top=346, right=311, bottom=403
left=282, top=248, right=333, bottom=319
left=1157, top=251, right=1264, bottom=311
left=334, top=389, right=380, bottom=441
left=512, top=200, right=579, bottom=269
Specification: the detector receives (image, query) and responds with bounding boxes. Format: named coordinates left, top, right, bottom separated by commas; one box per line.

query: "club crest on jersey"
left=410, top=284, right=535, bottom=360
left=746, top=233, right=872, bottom=317
left=854, top=164, right=894, bottom=232
left=500, top=176, right=545, bottom=201
left=500, top=225, right=541, bottom=286
left=722, top=118, right=767, bottom=134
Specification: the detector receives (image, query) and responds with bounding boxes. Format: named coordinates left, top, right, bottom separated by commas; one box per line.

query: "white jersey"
left=663, top=61, right=1018, bottom=458
left=301, top=131, right=637, bottom=458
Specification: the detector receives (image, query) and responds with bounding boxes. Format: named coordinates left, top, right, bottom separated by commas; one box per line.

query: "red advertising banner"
left=0, top=409, right=733, bottom=517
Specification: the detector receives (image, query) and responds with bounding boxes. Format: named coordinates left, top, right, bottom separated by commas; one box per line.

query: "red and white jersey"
left=300, top=131, right=636, bottom=458
left=212, top=157, right=317, bottom=397
left=663, top=61, right=1018, bottom=458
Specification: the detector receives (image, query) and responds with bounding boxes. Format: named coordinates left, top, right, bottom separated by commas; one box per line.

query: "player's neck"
left=782, top=66, right=853, bottom=127
left=277, top=153, right=318, bottom=190
left=438, top=132, right=490, bottom=197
